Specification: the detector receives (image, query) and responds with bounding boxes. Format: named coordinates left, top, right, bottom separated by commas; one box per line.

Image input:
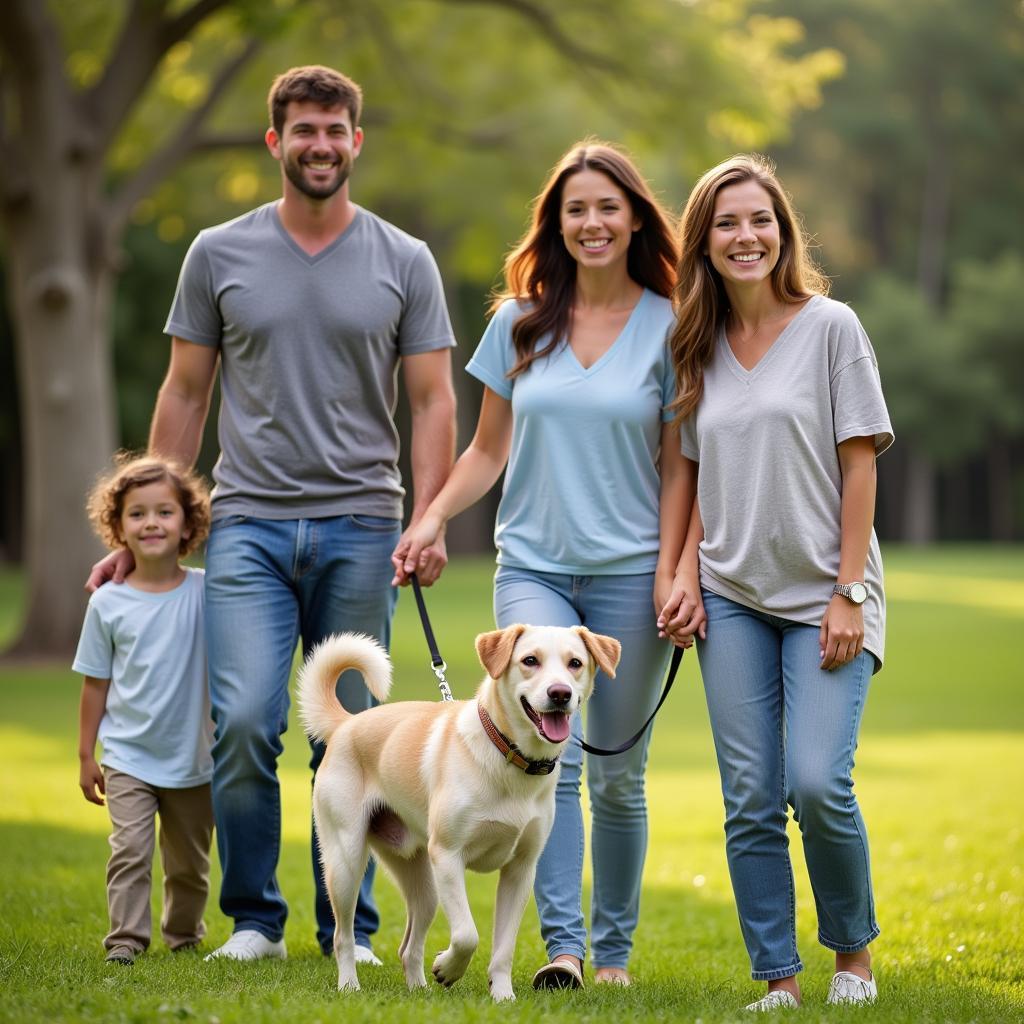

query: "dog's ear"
left=574, top=627, right=621, bottom=678
left=476, top=624, right=527, bottom=679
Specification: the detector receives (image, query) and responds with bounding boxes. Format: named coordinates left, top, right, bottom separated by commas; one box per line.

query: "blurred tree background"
left=0, top=0, right=1020, bottom=654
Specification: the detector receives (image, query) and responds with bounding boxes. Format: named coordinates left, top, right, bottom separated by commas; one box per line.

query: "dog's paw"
left=404, top=967, right=428, bottom=990
left=488, top=976, right=516, bottom=1002
left=431, top=947, right=471, bottom=987
left=336, top=976, right=361, bottom=993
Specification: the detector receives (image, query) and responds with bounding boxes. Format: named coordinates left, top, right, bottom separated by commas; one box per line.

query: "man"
left=89, top=65, right=456, bottom=962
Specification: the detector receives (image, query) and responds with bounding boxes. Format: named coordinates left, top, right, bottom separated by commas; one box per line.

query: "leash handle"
left=410, top=573, right=454, bottom=702
left=578, top=644, right=683, bottom=757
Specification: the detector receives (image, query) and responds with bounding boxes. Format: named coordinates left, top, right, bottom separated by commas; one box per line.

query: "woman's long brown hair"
left=493, top=140, right=678, bottom=378
left=668, top=154, right=828, bottom=423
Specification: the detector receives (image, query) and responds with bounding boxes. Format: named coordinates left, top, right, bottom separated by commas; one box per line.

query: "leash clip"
left=431, top=660, right=454, bottom=702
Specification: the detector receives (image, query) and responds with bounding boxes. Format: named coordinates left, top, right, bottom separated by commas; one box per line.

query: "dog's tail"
left=297, top=633, right=392, bottom=743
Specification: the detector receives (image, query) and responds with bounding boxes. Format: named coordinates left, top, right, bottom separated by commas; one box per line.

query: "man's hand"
left=85, top=549, right=135, bottom=593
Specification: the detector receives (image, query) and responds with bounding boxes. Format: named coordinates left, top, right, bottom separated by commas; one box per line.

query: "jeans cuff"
left=235, top=923, right=284, bottom=944
left=818, top=924, right=880, bottom=953
left=547, top=944, right=586, bottom=963
left=751, top=960, right=803, bottom=981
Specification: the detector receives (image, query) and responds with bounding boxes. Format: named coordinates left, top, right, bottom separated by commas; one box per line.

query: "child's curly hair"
left=87, top=452, right=211, bottom=557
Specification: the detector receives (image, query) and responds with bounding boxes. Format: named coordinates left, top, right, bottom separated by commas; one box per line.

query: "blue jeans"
left=697, top=590, right=880, bottom=980
left=204, top=514, right=400, bottom=952
left=493, top=566, right=673, bottom=968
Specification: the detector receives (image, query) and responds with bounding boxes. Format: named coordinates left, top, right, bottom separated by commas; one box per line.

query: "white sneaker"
left=204, top=929, right=287, bottom=962
left=827, top=970, right=877, bottom=1005
left=354, top=944, right=383, bottom=966
left=745, top=990, right=799, bottom=1011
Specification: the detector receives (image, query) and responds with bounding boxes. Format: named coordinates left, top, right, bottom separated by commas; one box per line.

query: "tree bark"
left=902, top=448, right=937, bottom=544
left=987, top=436, right=1014, bottom=542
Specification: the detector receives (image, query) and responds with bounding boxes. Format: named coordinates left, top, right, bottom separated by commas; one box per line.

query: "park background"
left=0, top=1, right=1021, bottom=1021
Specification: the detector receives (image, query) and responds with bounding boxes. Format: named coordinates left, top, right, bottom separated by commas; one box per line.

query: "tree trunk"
left=987, top=436, right=1014, bottom=542
left=4, top=178, right=116, bottom=656
left=902, top=448, right=936, bottom=544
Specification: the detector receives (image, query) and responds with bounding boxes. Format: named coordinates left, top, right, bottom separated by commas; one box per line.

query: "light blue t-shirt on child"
left=466, top=290, right=676, bottom=575
left=73, top=567, right=213, bottom=789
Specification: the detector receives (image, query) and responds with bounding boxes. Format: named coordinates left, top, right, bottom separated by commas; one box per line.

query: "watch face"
left=850, top=582, right=868, bottom=604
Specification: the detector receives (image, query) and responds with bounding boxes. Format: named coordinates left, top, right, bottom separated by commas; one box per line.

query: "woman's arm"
left=391, top=386, right=513, bottom=585
left=78, top=676, right=111, bottom=805
left=654, top=425, right=694, bottom=614
left=657, top=463, right=707, bottom=646
left=819, top=434, right=877, bottom=670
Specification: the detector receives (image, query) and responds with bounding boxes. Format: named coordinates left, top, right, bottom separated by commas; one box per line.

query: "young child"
left=74, top=454, right=214, bottom=966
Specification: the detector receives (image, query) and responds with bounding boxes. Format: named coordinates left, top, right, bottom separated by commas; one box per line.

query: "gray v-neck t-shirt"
left=165, top=203, right=455, bottom=520
left=679, top=295, right=893, bottom=668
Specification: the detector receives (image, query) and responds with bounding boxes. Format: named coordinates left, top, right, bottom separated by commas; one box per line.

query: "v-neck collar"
left=719, top=295, right=819, bottom=384
left=566, top=288, right=648, bottom=377
left=271, top=203, right=361, bottom=266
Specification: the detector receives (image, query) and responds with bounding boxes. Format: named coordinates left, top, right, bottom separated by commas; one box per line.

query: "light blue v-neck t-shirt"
left=466, top=290, right=676, bottom=574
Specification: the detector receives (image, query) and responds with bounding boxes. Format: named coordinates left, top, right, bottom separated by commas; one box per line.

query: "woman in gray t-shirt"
left=659, top=155, right=891, bottom=1011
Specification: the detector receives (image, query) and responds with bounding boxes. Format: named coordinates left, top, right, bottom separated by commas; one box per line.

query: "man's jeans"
left=204, top=513, right=399, bottom=952
left=698, top=590, right=880, bottom=980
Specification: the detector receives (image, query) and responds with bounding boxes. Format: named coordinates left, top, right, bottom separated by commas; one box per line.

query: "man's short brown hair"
left=268, top=65, right=362, bottom=135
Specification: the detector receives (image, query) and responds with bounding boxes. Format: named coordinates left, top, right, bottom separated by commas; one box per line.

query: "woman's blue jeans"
left=697, top=590, right=880, bottom=980
left=204, top=513, right=399, bottom=953
left=493, top=566, right=673, bottom=969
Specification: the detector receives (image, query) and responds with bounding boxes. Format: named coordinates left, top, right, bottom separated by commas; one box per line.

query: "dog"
left=297, top=623, right=620, bottom=1001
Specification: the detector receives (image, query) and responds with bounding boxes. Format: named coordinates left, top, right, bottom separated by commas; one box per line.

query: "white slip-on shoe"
left=826, top=970, right=877, bottom=1005
left=354, top=944, right=383, bottom=966
left=204, top=929, right=287, bottom=962
left=745, top=989, right=799, bottom=1011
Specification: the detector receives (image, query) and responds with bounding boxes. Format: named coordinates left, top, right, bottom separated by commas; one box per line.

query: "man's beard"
left=283, top=156, right=350, bottom=200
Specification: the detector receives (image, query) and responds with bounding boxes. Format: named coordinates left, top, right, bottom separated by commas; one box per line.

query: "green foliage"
left=946, top=252, right=1024, bottom=438
left=858, top=272, right=994, bottom=464
left=1, top=550, right=1023, bottom=1021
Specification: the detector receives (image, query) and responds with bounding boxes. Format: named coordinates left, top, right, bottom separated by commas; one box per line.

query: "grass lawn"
left=0, top=545, right=1021, bottom=1022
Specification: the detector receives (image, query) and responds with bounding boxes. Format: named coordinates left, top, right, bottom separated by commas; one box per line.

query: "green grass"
left=1, top=547, right=1022, bottom=1022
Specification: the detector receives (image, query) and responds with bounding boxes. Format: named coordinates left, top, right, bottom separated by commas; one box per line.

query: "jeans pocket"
left=209, top=514, right=249, bottom=533
left=347, top=514, right=400, bottom=534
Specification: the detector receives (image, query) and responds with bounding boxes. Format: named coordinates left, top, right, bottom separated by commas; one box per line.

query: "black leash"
left=577, top=644, right=682, bottom=756
left=408, top=572, right=682, bottom=753
left=409, top=573, right=454, bottom=701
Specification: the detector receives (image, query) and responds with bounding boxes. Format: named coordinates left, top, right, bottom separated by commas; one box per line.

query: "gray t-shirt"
left=165, top=203, right=456, bottom=519
left=679, top=295, right=893, bottom=668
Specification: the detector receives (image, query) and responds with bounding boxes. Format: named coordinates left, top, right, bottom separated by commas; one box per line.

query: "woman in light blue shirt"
left=392, top=141, right=694, bottom=988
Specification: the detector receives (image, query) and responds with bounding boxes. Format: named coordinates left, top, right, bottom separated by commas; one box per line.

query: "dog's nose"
left=547, top=683, right=572, bottom=707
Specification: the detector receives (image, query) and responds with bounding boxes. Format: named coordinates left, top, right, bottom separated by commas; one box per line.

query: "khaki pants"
left=103, top=768, right=213, bottom=954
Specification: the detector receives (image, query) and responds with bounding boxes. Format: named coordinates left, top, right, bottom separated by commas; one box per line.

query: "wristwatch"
left=833, top=581, right=868, bottom=605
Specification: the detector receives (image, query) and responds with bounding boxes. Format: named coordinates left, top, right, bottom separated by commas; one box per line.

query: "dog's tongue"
left=539, top=711, right=570, bottom=743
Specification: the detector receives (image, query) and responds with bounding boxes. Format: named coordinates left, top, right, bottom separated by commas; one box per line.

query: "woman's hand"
left=85, top=548, right=134, bottom=593
left=390, top=513, right=447, bottom=587
left=819, top=594, right=864, bottom=670
left=657, top=573, right=707, bottom=649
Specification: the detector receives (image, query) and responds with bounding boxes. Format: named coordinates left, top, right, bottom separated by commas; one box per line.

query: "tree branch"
left=107, top=36, right=262, bottom=232
left=438, top=0, right=628, bottom=76
left=86, top=0, right=233, bottom=156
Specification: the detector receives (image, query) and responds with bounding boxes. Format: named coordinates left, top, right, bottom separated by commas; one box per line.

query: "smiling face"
left=118, top=480, right=189, bottom=567
left=705, top=179, right=782, bottom=290
left=266, top=100, right=363, bottom=201
left=559, top=169, right=640, bottom=272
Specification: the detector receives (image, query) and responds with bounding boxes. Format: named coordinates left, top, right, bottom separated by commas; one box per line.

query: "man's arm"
left=399, top=347, right=456, bottom=584
left=86, top=337, right=219, bottom=592
left=149, top=337, right=220, bottom=467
